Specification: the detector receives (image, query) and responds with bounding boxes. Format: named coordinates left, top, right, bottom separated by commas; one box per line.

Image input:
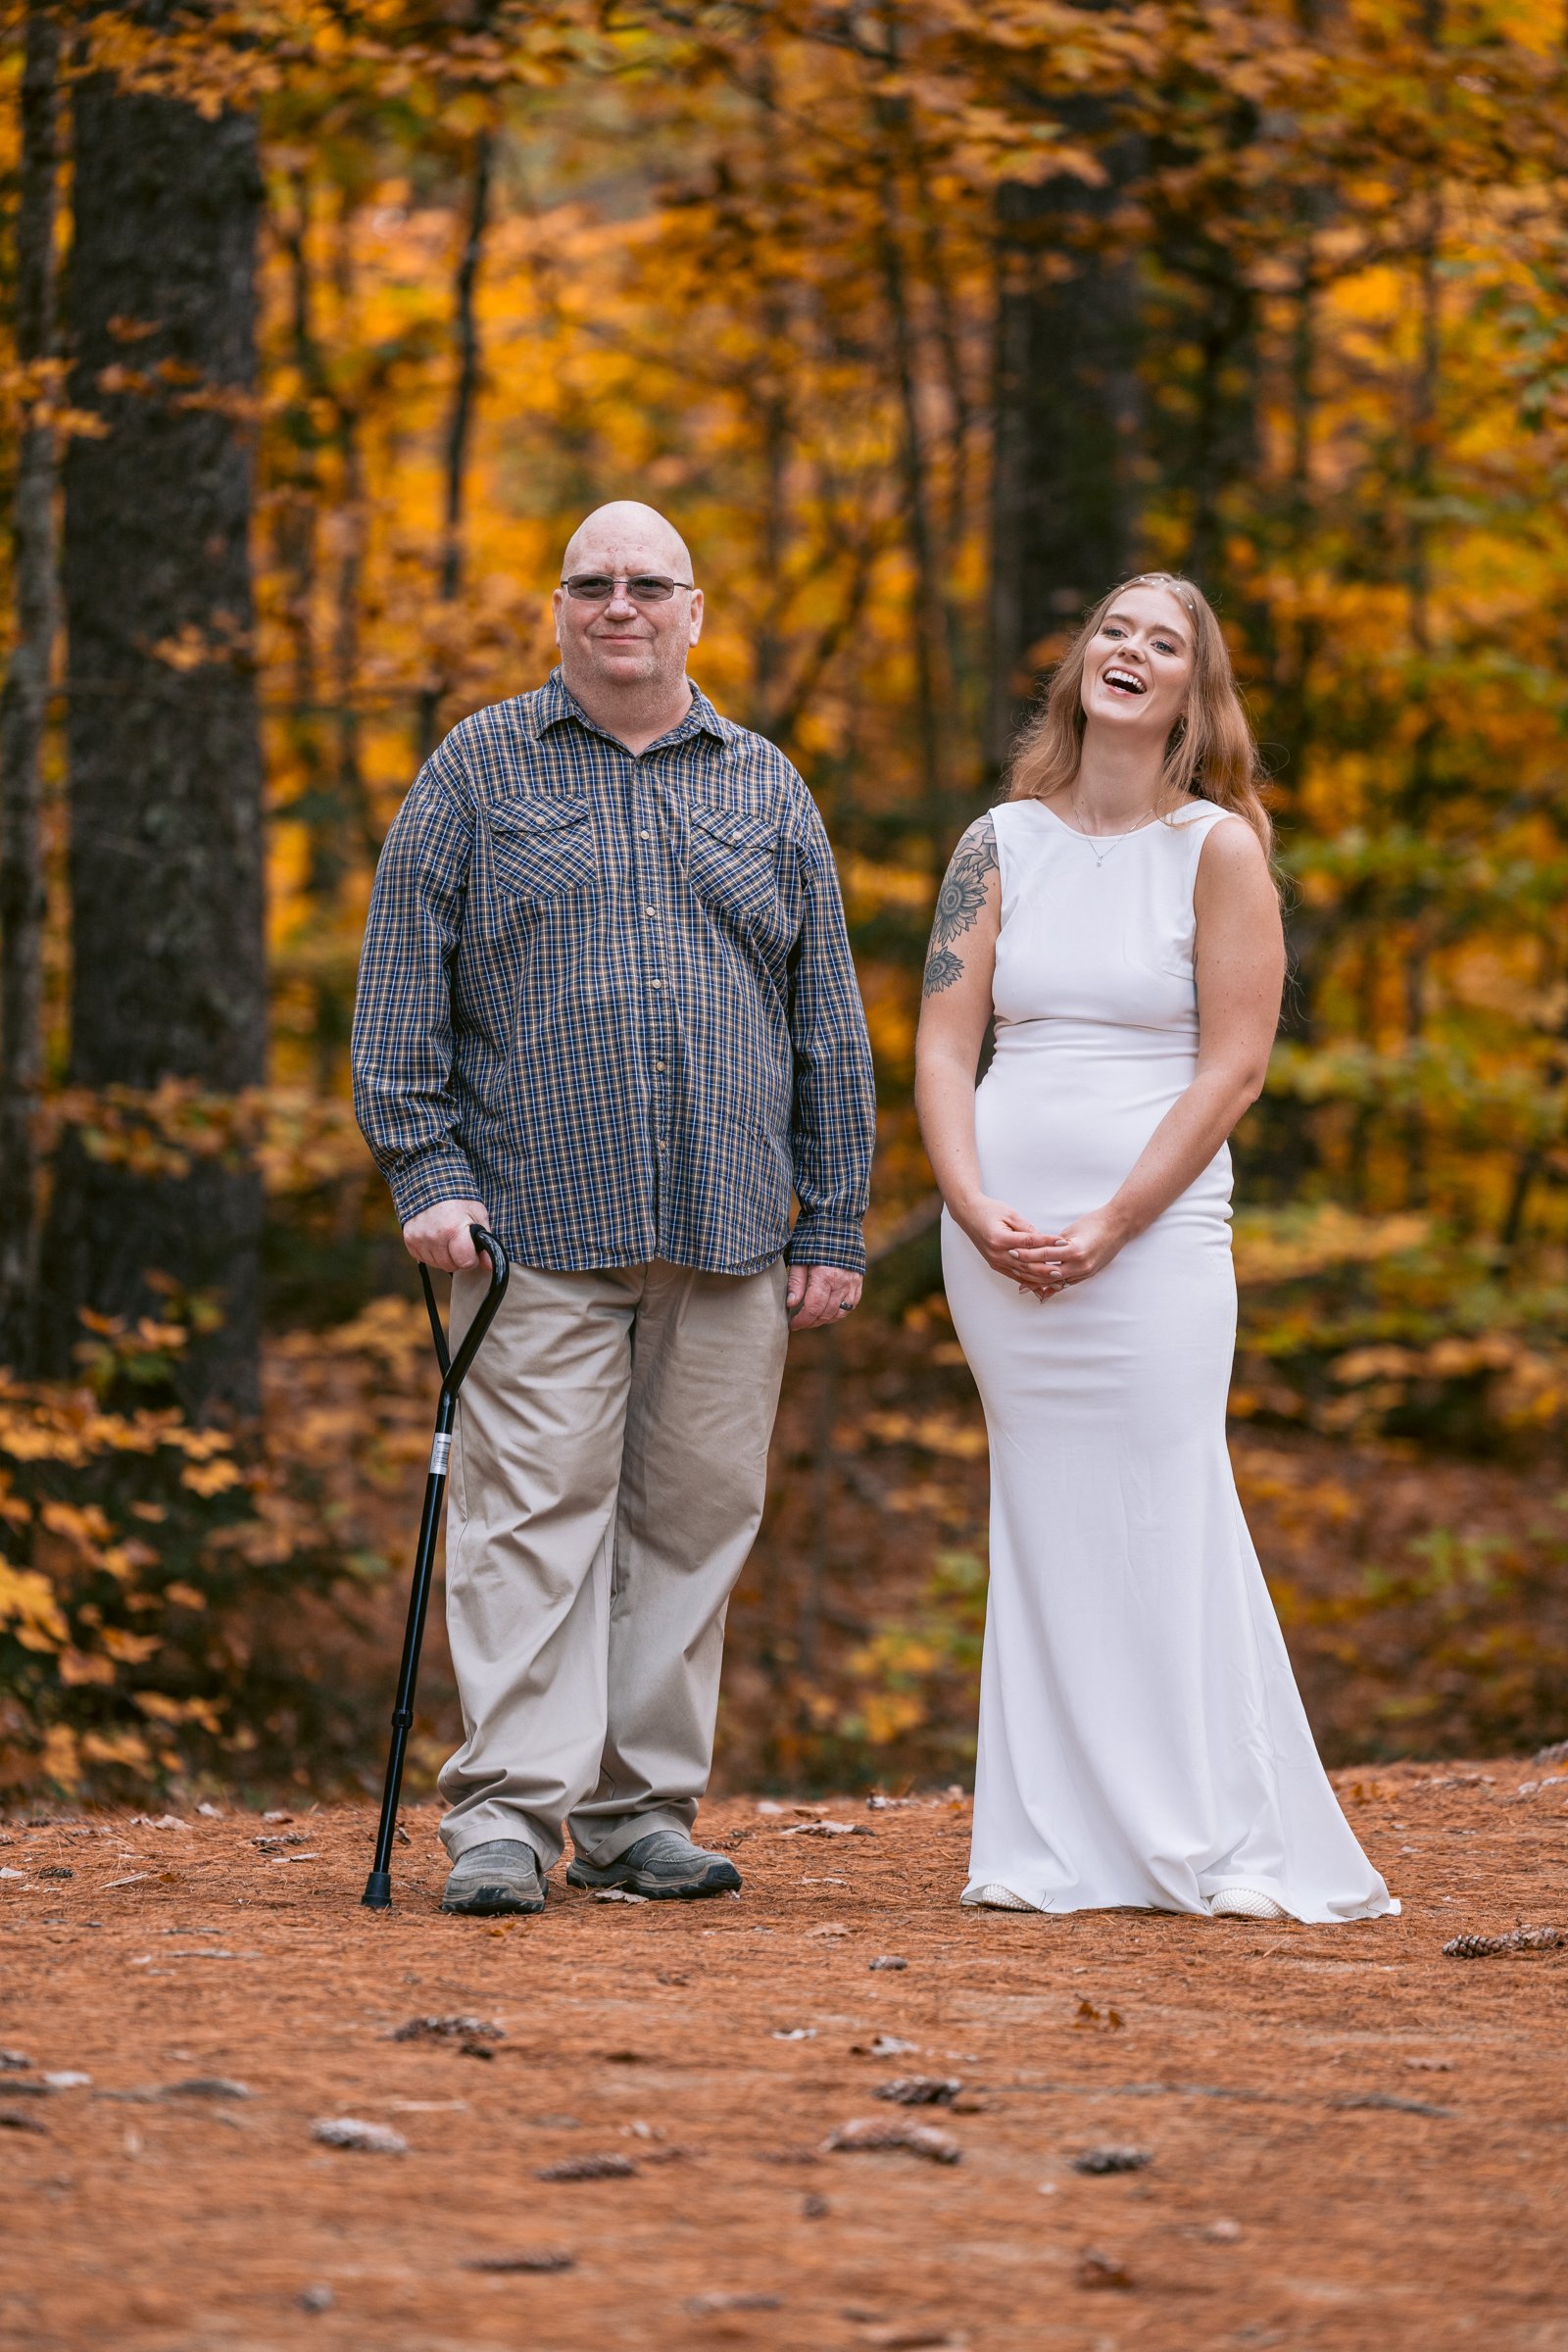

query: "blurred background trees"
left=1, top=0, right=1566, bottom=1803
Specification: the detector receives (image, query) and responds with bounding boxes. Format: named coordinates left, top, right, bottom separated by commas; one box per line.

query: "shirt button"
left=650, top=977, right=662, bottom=989
left=641, top=830, right=651, bottom=841
left=655, top=1060, right=665, bottom=1072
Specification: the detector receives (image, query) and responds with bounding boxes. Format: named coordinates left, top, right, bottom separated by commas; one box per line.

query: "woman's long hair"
left=1005, top=572, right=1273, bottom=857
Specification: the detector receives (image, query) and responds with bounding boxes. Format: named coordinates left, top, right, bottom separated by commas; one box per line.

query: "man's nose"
left=604, top=583, right=638, bottom=615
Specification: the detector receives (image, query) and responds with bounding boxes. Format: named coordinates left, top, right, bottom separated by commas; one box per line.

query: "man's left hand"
left=787, top=1263, right=863, bottom=1331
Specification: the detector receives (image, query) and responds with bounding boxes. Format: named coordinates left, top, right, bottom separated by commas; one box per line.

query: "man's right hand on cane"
left=403, top=1199, right=492, bottom=1273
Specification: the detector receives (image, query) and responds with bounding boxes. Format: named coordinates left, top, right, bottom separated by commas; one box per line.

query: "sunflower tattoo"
left=922, top=812, right=999, bottom=996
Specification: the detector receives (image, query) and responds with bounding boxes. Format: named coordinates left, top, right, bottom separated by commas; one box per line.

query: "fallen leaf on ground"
left=868, top=1955, right=908, bottom=1972
left=685, top=2292, right=784, bottom=2314
left=313, top=2117, right=407, bottom=2153
left=853, top=2034, right=918, bottom=2058
left=804, top=1922, right=851, bottom=1939
left=1331, top=2092, right=1453, bottom=2117
left=535, top=2153, right=637, bottom=2180
left=779, top=1821, right=874, bottom=1838
left=391, top=2015, right=505, bottom=2043
left=824, top=2117, right=959, bottom=2164
left=591, top=1888, right=650, bottom=1904
left=1073, top=1999, right=1123, bottom=2031
left=1076, top=2248, right=1133, bottom=2290
left=467, top=2251, right=574, bottom=2273
left=1072, top=2145, right=1153, bottom=2175
left=874, top=2077, right=960, bottom=2108
left=859, top=2329, right=968, bottom=2350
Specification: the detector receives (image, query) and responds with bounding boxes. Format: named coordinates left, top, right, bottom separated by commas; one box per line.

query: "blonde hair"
left=1005, top=572, right=1272, bottom=856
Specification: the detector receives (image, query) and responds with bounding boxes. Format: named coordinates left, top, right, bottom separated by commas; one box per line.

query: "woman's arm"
left=1011, top=815, right=1285, bottom=1290
left=914, top=813, right=1061, bottom=1291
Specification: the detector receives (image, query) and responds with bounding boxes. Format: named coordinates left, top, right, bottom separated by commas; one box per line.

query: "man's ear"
left=688, top=587, right=704, bottom=646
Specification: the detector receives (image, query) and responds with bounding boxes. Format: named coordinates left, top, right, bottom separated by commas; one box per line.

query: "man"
left=352, top=502, right=875, bottom=1914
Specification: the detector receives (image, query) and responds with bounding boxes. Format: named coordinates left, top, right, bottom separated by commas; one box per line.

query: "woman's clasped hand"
left=955, top=1194, right=1066, bottom=1297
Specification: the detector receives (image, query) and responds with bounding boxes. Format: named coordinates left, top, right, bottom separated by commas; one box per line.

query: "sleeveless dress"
left=941, top=798, right=1396, bottom=1923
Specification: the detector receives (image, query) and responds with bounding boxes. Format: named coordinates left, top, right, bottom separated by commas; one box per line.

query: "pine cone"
left=1444, top=1924, right=1567, bottom=1958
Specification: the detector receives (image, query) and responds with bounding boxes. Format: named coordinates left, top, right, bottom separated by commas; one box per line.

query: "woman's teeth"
left=1104, top=666, right=1146, bottom=695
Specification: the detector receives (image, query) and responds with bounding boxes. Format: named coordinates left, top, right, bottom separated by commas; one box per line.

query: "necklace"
left=1066, top=794, right=1158, bottom=868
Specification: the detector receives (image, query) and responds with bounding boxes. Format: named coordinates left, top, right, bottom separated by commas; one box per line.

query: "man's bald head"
left=553, top=501, right=704, bottom=744
left=561, top=502, right=694, bottom=585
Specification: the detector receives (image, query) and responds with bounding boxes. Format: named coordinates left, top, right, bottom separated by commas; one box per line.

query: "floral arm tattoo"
left=922, top=812, right=999, bottom=997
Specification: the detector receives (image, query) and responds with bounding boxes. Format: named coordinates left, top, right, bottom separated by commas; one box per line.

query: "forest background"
left=1, top=0, right=1567, bottom=1809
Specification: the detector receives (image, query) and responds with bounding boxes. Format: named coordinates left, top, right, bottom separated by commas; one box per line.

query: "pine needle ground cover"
left=1, top=1770, right=1564, bottom=2350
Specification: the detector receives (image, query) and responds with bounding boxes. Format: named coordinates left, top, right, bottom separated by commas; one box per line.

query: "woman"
left=915, top=574, right=1395, bottom=1924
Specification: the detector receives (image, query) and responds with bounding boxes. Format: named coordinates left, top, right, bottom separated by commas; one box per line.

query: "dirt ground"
left=2, top=1766, right=1566, bottom=2352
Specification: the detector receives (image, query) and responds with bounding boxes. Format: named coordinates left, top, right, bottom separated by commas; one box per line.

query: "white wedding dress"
left=943, top=797, right=1396, bottom=1923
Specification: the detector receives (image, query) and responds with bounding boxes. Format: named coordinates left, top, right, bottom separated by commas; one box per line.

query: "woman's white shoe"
left=961, top=1883, right=1034, bottom=1911
left=1208, top=1886, right=1288, bottom=1921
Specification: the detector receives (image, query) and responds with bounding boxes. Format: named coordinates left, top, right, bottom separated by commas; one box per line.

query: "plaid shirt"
left=351, top=668, right=875, bottom=1276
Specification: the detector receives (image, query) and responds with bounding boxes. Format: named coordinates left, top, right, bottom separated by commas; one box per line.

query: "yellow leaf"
left=57, top=1647, right=117, bottom=1688
left=180, top=1457, right=243, bottom=1497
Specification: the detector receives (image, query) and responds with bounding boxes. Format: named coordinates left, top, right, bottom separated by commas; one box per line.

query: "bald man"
left=352, top=504, right=876, bottom=1913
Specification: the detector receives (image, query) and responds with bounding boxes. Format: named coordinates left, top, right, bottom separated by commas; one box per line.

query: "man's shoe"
left=441, top=1838, right=547, bottom=1916
left=565, top=1830, right=740, bottom=1900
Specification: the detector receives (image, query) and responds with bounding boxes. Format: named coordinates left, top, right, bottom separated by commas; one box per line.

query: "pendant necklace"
left=1068, top=794, right=1157, bottom=869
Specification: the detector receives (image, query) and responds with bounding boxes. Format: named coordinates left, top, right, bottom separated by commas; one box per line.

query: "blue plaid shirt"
left=351, top=668, right=875, bottom=1276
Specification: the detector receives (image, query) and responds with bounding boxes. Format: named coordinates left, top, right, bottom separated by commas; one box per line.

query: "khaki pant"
left=436, top=1256, right=789, bottom=1867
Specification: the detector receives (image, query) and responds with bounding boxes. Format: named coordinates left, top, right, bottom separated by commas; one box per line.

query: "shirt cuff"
left=384, top=1147, right=486, bottom=1229
left=785, top=1211, right=867, bottom=1274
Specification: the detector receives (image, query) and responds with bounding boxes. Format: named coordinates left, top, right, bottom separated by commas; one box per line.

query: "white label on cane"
left=429, top=1433, right=453, bottom=1475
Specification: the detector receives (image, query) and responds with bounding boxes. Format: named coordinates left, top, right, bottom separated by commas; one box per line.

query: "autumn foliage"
left=1, top=0, right=1566, bottom=1799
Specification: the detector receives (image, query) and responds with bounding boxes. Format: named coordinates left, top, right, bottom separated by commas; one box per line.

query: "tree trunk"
left=42, top=28, right=267, bottom=1415
left=987, top=134, right=1142, bottom=767
left=0, top=4, right=61, bottom=1372
left=416, top=127, right=494, bottom=763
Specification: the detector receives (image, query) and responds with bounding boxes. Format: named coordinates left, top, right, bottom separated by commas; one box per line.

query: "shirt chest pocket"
left=486, top=795, right=596, bottom=903
left=686, top=802, right=781, bottom=923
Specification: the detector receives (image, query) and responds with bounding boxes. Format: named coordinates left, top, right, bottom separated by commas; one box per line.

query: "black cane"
left=362, top=1224, right=510, bottom=1909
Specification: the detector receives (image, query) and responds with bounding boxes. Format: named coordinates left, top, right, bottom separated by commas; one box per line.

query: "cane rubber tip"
left=362, top=1871, right=393, bottom=1909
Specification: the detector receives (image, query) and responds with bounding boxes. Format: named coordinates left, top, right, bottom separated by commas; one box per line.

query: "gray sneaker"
left=565, top=1830, right=741, bottom=1900
left=441, top=1838, right=547, bottom=1916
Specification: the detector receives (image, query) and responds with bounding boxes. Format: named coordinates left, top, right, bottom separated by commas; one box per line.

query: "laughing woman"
left=916, top=574, right=1395, bottom=1925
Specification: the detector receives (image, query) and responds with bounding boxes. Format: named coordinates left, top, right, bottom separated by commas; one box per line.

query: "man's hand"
left=787, top=1262, right=863, bottom=1332
left=402, top=1199, right=493, bottom=1273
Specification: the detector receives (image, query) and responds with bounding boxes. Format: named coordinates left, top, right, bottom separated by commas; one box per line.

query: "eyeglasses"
left=561, top=573, right=694, bottom=604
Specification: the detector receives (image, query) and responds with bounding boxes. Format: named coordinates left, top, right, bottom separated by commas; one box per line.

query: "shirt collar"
left=535, top=665, right=730, bottom=750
